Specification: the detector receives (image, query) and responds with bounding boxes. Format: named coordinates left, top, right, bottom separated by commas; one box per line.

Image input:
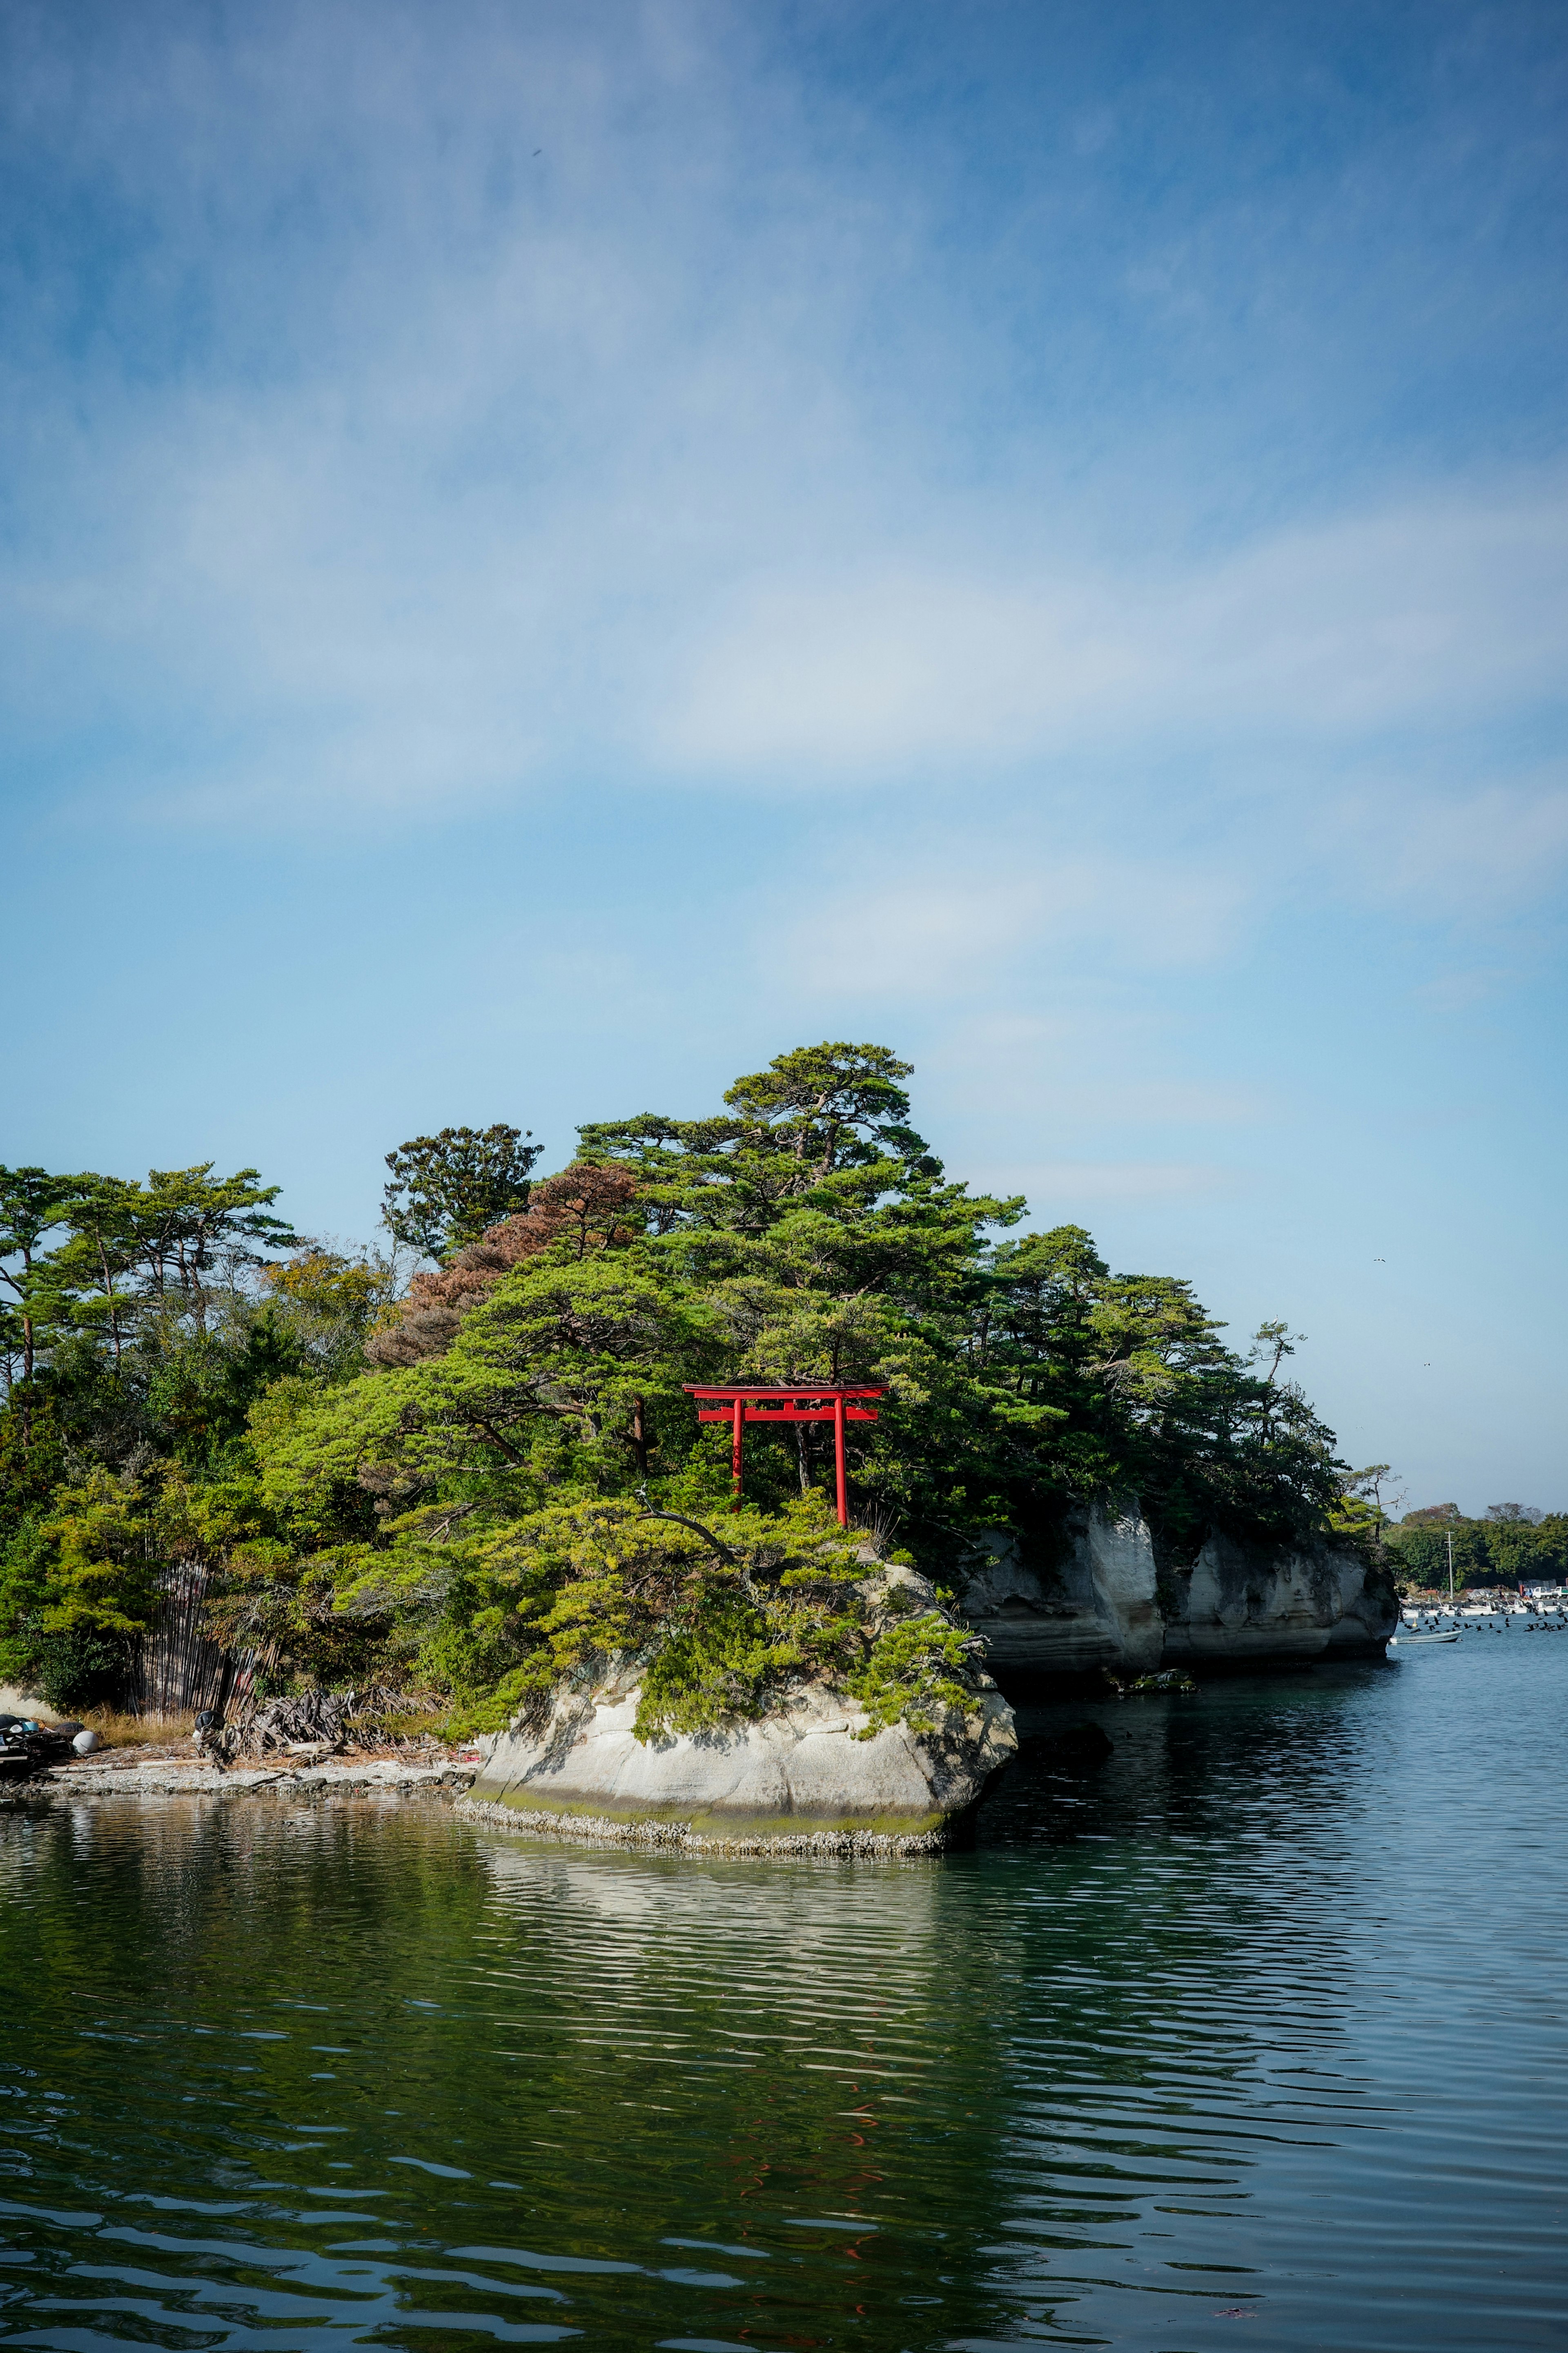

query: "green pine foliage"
left=1, top=1044, right=1362, bottom=1730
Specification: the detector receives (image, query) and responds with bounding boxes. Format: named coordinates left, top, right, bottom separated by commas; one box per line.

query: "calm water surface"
left=2, top=1638, right=1566, bottom=2351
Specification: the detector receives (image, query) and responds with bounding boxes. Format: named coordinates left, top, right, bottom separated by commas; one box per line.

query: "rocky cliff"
left=960, top=1504, right=1396, bottom=1685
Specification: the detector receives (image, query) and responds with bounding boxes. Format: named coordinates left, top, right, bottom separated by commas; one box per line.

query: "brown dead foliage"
left=367, top=1161, right=639, bottom=1366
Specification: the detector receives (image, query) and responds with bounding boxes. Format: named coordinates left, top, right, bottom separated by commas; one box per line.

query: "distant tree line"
left=1389, top=1502, right=1567, bottom=1591
left=2, top=1044, right=1373, bottom=1721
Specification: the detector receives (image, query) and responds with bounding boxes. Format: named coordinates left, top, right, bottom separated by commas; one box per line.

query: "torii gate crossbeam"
left=682, top=1384, right=884, bottom=1526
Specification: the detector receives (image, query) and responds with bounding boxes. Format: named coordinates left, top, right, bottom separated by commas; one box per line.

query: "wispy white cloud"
left=4, top=2, right=1563, bottom=898
left=655, top=482, right=1568, bottom=777
left=2, top=1, right=911, bottom=822
left=1410, top=968, right=1519, bottom=1015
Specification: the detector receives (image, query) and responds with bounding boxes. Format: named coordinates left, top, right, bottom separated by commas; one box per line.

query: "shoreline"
left=10, top=1758, right=953, bottom=1852
left=5, top=1753, right=479, bottom=1802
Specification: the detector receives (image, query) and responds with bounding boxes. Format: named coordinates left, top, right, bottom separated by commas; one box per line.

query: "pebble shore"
left=9, top=1752, right=480, bottom=1800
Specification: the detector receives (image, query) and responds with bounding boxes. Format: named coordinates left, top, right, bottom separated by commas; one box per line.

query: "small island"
left=1, top=1042, right=1396, bottom=1849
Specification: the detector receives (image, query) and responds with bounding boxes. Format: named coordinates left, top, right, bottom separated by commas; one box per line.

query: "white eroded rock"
left=961, top=1507, right=1162, bottom=1676
left=1163, top=1528, right=1395, bottom=1666
left=464, top=1666, right=1016, bottom=1854
left=961, top=1501, right=1397, bottom=1679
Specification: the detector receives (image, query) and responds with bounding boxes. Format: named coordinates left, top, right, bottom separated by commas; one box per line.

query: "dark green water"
left=3, top=1638, right=1566, bottom=2352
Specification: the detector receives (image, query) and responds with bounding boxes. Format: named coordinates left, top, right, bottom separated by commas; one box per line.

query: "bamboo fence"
left=127, top=1566, right=265, bottom=1719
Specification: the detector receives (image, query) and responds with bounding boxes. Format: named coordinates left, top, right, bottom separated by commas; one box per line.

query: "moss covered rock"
left=461, top=1666, right=1015, bottom=1853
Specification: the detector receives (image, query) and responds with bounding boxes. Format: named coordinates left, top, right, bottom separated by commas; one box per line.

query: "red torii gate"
left=683, top=1383, right=884, bottom=1526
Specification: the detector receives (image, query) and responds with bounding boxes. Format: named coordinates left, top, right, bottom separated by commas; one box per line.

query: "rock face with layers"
left=961, top=1503, right=1397, bottom=1682
left=1162, top=1526, right=1397, bottom=1667
left=463, top=1673, right=1016, bottom=1856
left=962, top=1509, right=1165, bottom=1678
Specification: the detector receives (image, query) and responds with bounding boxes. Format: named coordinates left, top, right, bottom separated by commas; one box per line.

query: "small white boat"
left=1393, top=1534, right=1465, bottom=1646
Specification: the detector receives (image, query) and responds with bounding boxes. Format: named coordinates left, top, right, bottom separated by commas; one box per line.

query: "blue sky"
left=4, top=0, right=1565, bottom=1512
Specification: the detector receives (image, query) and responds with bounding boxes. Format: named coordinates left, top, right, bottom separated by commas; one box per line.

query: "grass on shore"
left=78, top=1708, right=195, bottom=1749
left=19, top=1703, right=459, bottom=1752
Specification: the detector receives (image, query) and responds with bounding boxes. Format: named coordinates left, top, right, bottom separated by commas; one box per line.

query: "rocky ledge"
left=461, top=1666, right=1016, bottom=1856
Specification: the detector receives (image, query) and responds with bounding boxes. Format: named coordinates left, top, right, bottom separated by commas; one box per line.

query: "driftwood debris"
left=216, top=1686, right=443, bottom=1761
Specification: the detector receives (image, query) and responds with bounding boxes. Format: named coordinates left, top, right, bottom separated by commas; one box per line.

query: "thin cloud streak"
left=1323, top=771, right=1568, bottom=916
left=658, top=481, right=1568, bottom=775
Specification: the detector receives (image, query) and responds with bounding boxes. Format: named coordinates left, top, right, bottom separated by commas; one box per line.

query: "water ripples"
left=2, top=1640, right=1566, bottom=2349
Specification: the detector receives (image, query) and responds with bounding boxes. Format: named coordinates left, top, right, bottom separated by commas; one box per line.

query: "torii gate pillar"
left=683, top=1385, right=884, bottom=1526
